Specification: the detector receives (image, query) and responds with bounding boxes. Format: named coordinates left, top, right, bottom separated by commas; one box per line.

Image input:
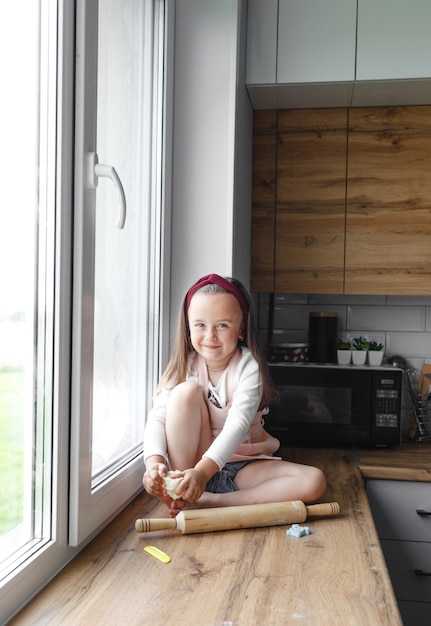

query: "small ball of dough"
left=163, top=471, right=182, bottom=499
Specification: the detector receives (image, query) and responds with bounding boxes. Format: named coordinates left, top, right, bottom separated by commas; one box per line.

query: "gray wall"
left=169, top=0, right=252, bottom=347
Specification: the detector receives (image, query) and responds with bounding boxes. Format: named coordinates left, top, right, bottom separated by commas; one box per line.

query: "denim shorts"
left=205, top=460, right=255, bottom=494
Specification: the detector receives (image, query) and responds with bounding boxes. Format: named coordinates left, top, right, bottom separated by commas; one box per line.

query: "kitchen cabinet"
left=345, top=106, right=431, bottom=295
left=251, top=106, right=431, bottom=295
left=246, top=0, right=356, bottom=109
left=246, top=0, right=356, bottom=85
left=250, top=108, right=349, bottom=294
left=275, top=108, right=347, bottom=294
left=277, top=0, right=356, bottom=84
left=356, top=0, right=431, bottom=81
left=250, top=111, right=277, bottom=292
left=366, top=479, right=431, bottom=625
left=246, top=0, right=431, bottom=109
left=245, top=0, right=278, bottom=85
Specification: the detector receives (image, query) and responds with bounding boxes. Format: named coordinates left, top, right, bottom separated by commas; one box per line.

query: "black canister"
left=308, top=312, right=338, bottom=363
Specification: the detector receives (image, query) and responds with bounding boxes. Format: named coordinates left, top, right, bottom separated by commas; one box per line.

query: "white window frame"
left=1, top=0, right=173, bottom=620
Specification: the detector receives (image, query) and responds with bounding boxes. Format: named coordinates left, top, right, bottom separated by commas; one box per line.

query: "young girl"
left=143, top=274, right=326, bottom=516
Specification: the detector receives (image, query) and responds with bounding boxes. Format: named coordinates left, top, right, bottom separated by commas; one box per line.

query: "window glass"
left=0, top=0, right=55, bottom=574
left=0, top=1, right=167, bottom=618
left=92, top=0, right=158, bottom=483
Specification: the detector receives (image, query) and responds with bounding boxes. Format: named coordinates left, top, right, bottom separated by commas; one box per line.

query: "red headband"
left=185, top=274, right=249, bottom=323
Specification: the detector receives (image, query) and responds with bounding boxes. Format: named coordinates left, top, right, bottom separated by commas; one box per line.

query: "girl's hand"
left=142, top=462, right=169, bottom=499
left=175, top=468, right=207, bottom=502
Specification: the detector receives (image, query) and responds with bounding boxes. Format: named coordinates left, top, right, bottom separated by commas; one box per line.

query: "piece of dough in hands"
left=162, top=471, right=183, bottom=499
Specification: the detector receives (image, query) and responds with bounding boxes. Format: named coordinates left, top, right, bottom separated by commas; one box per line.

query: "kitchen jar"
left=308, top=312, right=338, bottom=363
left=268, top=343, right=309, bottom=363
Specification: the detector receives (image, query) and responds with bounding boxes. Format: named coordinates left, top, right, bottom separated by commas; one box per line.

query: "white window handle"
left=87, top=152, right=127, bottom=229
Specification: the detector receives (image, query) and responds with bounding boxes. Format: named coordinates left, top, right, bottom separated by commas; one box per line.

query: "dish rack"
left=406, top=367, right=431, bottom=442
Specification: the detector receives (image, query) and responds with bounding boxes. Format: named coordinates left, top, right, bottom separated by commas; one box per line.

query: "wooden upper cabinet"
left=250, top=111, right=277, bottom=293
left=251, top=105, right=431, bottom=295
left=275, top=109, right=348, bottom=294
left=346, top=107, right=431, bottom=295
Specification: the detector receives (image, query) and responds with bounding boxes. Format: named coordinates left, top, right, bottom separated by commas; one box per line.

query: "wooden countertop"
left=358, top=440, right=431, bottom=481
left=11, top=447, right=402, bottom=626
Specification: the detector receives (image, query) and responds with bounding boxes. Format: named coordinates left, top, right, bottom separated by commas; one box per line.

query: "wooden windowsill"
left=10, top=448, right=402, bottom=625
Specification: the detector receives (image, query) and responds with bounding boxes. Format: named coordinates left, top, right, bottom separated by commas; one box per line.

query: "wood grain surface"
left=251, top=105, right=431, bottom=295
left=346, top=106, right=431, bottom=294
left=358, top=440, right=431, bottom=481
left=10, top=448, right=402, bottom=626
left=276, top=109, right=347, bottom=294
left=251, top=111, right=277, bottom=292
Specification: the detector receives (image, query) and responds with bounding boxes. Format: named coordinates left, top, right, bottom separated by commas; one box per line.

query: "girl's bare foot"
left=168, top=495, right=210, bottom=517
left=157, top=493, right=179, bottom=515
left=169, top=491, right=232, bottom=516
left=168, top=497, right=186, bottom=517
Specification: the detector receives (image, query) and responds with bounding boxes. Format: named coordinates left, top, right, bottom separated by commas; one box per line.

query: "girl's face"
left=188, top=292, right=243, bottom=369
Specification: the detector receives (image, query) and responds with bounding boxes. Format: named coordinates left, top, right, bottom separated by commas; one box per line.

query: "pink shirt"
left=144, top=347, right=280, bottom=469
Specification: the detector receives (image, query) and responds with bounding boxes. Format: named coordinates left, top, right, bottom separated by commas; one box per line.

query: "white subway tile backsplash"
left=386, top=296, right=431, bottom=306
left=310, top=294, right=385, bottom=305
left=274, top=294, right=308, bottom=305
left=348, top=306, right=426, bottom=332
left=271, top=329, right=309, bottom=343
left=255, top=292, right=431, bottom=365
left=257, top=303, right=271, bottom=329
left=386, top=332, right=431, bottom=359
left=404, top=357, right=424, bottom=370
left=273, top=305, right=347, bottom=330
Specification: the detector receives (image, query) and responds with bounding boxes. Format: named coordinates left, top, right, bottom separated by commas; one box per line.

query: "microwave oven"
left=267, top=363, right=403, bottom=447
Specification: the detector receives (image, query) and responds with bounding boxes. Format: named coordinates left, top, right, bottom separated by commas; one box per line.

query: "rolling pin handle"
left=135, top=518, right=177, bottom=533
left=306, top=502, right=340, bottom=518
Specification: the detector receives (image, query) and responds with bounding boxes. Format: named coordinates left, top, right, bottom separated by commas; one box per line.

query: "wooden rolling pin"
left=135, top=500, right=340, bottom=535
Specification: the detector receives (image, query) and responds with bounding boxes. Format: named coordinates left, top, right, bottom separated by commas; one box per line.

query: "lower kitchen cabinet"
left=398, top=600, right=431, bottom=626
left=381, top=540, right=431, bottom=602
left=366, top=479, right=431, bottom=625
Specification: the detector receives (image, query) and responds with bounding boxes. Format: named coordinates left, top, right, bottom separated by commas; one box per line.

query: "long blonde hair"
left=157, top=276, right=279, bottom=409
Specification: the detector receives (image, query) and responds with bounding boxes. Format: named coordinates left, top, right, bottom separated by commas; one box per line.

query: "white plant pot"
left=352, top=350, right=367, bottom=365
left=337, top=349, right=352, bottom=365
left=368, top=351, right=384, bottom=366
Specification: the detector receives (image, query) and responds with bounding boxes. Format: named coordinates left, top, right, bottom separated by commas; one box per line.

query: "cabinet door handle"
left=414, top=569, right=431, bottom=577
left=416, top=509, right=431, bottom=516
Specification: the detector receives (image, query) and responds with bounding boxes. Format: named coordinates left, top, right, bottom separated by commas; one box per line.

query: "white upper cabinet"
left=246, top=0, right=431, bottom=108
left=356, top=0, right=431, bottom=80
left=277, top=0, right=356, bottom=84
left=246, top=0, right=278, bottom=84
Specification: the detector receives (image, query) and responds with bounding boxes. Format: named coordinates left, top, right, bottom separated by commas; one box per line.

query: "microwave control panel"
left=374, top=374, right=402, bottom=429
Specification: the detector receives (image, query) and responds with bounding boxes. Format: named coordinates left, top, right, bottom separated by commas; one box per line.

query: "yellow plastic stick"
left=143, top=545, right=171, bottom=564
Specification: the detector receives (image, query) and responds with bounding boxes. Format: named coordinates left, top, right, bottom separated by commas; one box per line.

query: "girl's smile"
left=188, top=292, right=243, bottom=370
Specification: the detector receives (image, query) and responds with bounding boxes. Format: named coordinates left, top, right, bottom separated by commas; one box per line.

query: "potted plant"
left=352, top=336, right=369, bottom=365
left=337, top=339, right=352, bottom=365
left=367, top=340, right=384, bottom=366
